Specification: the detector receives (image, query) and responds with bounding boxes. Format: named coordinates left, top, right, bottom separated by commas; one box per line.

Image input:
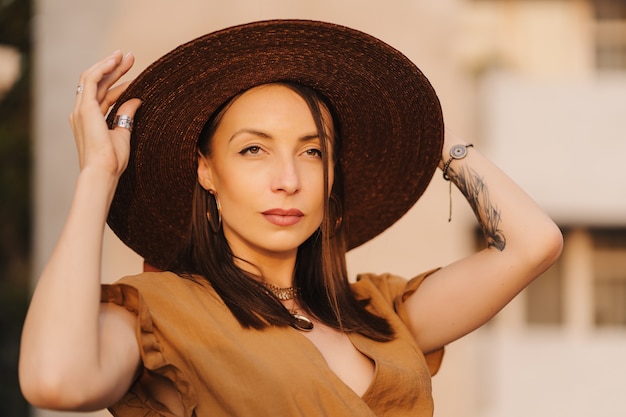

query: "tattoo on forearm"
left=450, top=165, right=506, bottom=251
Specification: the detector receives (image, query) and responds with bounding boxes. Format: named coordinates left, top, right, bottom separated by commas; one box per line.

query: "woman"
left=19, top=20, right=562, bottom=416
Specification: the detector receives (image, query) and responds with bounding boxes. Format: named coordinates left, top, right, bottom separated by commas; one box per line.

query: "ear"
left=197, top=151, right=216, bottom=191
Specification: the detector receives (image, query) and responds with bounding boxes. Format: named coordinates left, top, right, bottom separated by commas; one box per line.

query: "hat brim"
left=106, top=19, right=444, bottom=270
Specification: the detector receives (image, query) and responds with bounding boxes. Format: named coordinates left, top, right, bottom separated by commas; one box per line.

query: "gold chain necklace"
left=262, top=282, right=314, bottom=331
left=262, top=282, right=297, bottom=300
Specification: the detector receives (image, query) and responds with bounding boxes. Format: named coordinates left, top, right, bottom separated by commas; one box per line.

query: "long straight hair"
left=170, top=82, right=394, bottom=341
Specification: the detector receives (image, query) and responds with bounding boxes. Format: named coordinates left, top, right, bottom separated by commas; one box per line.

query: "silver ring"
left=114, top=115, right=133, bottom=132
left=76, top=85, right=84, bottom=95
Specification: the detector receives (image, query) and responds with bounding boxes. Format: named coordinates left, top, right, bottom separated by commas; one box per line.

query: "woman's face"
left=198, top=84, right=334, bottom=263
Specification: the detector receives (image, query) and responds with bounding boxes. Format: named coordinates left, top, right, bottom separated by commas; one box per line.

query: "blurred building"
left=453, top=1, right=626, bottom=416
left=30, top=0, right=625, bottom=416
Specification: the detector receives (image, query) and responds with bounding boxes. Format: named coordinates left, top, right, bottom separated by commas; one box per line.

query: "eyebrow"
left=229, top=129, right=320, bottom=143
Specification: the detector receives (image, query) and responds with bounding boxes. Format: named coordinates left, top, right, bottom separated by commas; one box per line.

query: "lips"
left=261, top=208, right=304, bottom=226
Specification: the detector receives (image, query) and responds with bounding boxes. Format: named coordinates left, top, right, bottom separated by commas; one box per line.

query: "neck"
left=232, top=249, right=297, bottom=288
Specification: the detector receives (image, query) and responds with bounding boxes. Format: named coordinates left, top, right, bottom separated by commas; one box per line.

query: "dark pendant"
left=291, top=312, right=314, bottom=331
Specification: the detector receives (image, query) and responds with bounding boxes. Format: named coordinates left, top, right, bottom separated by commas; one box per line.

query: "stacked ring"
left=114, top=115, right=133, bottom=132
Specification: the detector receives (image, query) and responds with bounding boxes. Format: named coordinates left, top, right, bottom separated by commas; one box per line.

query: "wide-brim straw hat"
left=106, top=19, right=444, bottom=270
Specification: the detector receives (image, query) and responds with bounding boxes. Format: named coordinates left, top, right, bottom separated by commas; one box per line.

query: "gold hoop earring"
left=207, top=190, right=222, bottom=233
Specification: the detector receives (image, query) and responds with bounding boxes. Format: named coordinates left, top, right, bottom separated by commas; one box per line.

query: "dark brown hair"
left=171, top=82, right=394, bottom=341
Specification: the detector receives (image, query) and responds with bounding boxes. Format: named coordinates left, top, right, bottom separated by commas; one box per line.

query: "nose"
left=271, top=155, right=301, bottom=194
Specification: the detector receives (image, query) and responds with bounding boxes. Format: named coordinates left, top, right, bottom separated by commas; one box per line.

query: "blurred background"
left=1, top=0, right=625, bottom=416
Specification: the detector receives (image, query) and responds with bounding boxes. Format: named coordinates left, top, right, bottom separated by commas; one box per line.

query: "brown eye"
left=305, top=148, right=322, bottom=158
left=240, top=146, right=262, bottom=155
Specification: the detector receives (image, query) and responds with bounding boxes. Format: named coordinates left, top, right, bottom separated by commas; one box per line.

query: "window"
left=595, top=22, right=626, bottom=70
left=593, top=0, right=626, bottom=70
left=592, top=228, right=626, bottom=326
left=593, top=0, right=626, bottom=20
left=476, top=226, right=626, bottom=328
left=526, top=261, right=563, bottom=325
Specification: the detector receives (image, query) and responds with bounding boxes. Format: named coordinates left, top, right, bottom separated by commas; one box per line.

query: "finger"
left=109, top=99, right=142, bottom=173
left=111, top=98, right=142, bottom=136
left=100, top=81, right=132, bottom=114
left=95, top=52, right=135, bottom=102
left=72, top=52, right=133, bottom=141
left=74, top=51, right=134, bottom=113
left=74, top=51, right=124, bottom=110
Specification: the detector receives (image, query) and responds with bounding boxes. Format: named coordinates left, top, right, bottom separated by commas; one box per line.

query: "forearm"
left=443, top=136, right=562, bottom=271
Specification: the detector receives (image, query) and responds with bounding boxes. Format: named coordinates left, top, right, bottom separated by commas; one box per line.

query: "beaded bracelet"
left=442, top=143, right=473, bottom=180
left=442, top=143, right=473, bottom=221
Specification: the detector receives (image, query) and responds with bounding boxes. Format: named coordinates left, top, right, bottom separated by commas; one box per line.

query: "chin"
left=258, top=235, right=312, bottom=255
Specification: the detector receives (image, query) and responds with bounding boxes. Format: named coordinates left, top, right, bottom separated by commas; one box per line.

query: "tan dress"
left=101, top=269, right=443, bottom=417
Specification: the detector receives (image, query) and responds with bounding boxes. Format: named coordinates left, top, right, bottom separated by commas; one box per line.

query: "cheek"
left=211, top=164, right=259, bottom=208
left=219, top=174, right=262, bottom=208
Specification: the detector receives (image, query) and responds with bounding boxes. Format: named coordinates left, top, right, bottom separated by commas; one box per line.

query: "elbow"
left=528, top=220, right=564, bottom=277
left=19, top=347, right=61, bottom=409
left=19, top=362, right=100, bottom=411
left=20, top=369, right=72, bottom=411
left=495, top=219, right=563, bottom=282
left=20, top=368, right=62, bottom=410
left=20, top=381, right=66, bottom=411
left=542, top=221, right=563, bottom=265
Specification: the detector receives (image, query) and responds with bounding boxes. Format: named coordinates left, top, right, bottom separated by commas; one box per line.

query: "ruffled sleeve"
left=101, top=277, right=198, bottom=417
left=355, top=269, right=444, bottom=376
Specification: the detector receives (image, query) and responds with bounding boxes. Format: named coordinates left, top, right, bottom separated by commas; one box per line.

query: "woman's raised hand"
left=70, top=51, right=142, bottom=178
